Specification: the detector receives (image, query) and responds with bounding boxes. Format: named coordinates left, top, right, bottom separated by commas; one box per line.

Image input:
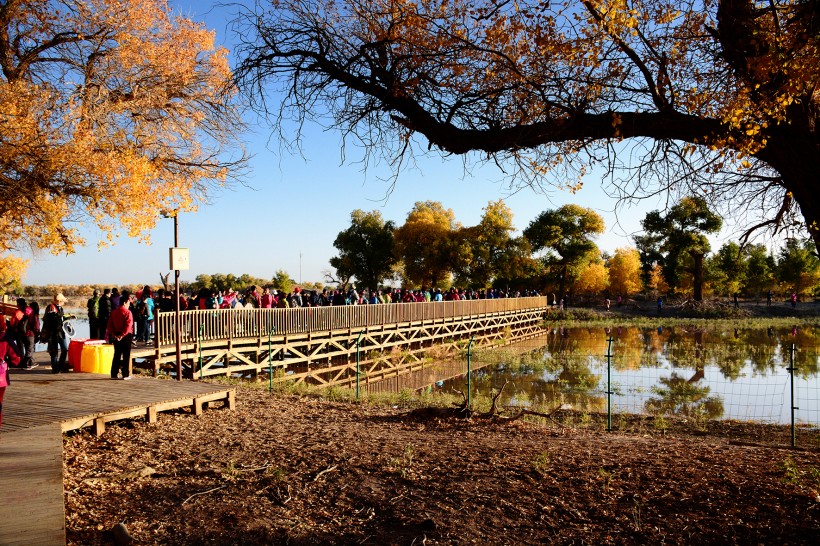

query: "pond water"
left=424, top=325, right=820, bottom=426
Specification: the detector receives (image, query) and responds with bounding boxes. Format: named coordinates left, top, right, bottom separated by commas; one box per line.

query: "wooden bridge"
left=135, top=296, right=549, bottom=386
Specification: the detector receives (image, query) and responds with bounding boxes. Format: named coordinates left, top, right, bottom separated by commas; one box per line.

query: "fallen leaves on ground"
left=63, top=386, right=820, bottom=545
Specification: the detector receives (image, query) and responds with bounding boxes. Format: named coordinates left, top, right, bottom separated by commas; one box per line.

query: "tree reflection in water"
left=645, top=372, right=724, bottom=419
left=433, top=325, right=818, bottom=423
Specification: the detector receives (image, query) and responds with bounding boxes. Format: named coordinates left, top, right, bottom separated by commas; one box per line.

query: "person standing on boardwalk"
left=97, top=288, right=111, bottom=340
left=110, top=287, right=121, bottom=309
left=0, top=338, right=21, bottom=429
left=43, top=293, right=70, bottom=373
left=107, top=290, right=134, bottom=380
left=87, top=289, right=101, bottom=339
left=19, top=300, right=38, bottom=369
left=6, top=298, right=27, bottom=359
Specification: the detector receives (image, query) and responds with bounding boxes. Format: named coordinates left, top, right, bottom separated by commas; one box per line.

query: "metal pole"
left=268, top=327, right=276, bottom=393
left=174, top=214, right=182, bottom=381
left=606, top=336, right=613, bottom=432
left=789, top=343, right=796, bottom=448
left=467, top=336, right=474, bottom=412
left=356, top=329, right=364, bottom=401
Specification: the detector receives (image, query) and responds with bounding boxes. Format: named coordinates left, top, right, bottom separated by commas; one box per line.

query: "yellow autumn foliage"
left=607, top=247, right=643, bottom=296
left=0, top=0, right=243, bottom=266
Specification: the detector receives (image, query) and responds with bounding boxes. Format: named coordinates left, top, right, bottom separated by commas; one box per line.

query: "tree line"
left=15, top=195, right=817, bottom=304
left=329, top=197, right=820, bottom=301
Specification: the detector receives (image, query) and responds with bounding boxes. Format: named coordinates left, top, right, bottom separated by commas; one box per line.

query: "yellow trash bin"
left=80, top=344, right=115, bottom=375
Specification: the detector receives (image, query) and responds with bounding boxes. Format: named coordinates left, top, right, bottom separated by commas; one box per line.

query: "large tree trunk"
left=757, top=108, right=820, bottom=256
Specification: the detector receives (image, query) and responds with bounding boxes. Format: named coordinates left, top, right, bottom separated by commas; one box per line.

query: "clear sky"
left=19, top=1, right=709, bottom=288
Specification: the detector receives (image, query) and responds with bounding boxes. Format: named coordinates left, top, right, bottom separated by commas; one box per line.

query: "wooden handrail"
left=155, top=296, right=548, bottom=347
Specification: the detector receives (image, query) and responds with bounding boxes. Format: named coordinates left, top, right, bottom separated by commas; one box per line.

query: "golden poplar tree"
left=393, top=201, right=459, bottom=287
left=607, top=247, right=643, bottom=296
left=0, top=0, right=244, bottom=283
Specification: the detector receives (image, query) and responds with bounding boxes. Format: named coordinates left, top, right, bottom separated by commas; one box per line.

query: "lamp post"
left=173, top=214, right=182, bottom=381
left=163, top=210, right=188, bottom=381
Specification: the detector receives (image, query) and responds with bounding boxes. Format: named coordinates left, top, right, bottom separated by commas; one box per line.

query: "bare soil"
left=63, top=385, right=820, bottom=545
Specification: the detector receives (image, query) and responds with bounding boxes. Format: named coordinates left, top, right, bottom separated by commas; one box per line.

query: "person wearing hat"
left=43, top=293, right=71, bottom=373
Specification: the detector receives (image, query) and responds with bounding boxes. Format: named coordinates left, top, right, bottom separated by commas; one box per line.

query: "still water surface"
left=425, top=326, right=820, bottom=426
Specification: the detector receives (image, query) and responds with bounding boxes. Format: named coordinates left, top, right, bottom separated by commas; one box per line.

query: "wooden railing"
left=155, top=296, right=548, bottom=347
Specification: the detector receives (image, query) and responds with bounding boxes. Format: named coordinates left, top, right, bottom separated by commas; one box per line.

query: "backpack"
left=41, top=307, right=63, bottom=341
left=15, top=314, right=29, bottom=336
left=137, top=300, right=148, bottom=317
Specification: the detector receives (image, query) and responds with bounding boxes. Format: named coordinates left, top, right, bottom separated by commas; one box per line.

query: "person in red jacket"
left=0, top=339, right=21, bottom=429
left=106, top=290, right=134, bottom=380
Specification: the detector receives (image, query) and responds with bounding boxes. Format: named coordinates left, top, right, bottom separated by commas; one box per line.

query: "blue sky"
left=20, top=1, right=690, bottom=287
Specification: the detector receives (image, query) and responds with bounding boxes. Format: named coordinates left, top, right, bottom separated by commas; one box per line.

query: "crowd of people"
left=0, top=283, right=540, bottom=425
left=0, top=286, right=163, bottom=380
left=184, top=285, right=542, bottom=310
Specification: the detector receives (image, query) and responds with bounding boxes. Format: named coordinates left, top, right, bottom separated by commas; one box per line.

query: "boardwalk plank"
left=0, top=424, right=66, bottom=546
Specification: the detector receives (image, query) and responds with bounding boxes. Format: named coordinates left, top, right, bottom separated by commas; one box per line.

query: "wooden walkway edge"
left=0, top=424, right=66, bottom=546
left=0, top=354, right=235, bottom=545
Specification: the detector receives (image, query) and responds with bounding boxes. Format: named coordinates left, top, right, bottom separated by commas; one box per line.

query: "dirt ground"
left=63, top=384, right=820, bottom=545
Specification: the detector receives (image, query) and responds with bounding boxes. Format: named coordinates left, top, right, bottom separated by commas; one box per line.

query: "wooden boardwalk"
left=0, top=353, right=235, bottom=545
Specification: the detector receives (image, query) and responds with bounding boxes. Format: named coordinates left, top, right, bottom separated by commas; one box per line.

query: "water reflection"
left=368, top=325, right=820, bottom=425
left=644, top=372, right=724, bottom=419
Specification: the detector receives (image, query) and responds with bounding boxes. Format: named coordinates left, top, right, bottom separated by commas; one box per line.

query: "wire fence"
left=405, top=329, right=820, bottom=448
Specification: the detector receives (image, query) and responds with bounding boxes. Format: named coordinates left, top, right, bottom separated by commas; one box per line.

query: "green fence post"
left=789, top=343, right=796, bottom=448
left=606, top=336, right=613, bottom=432
left=356, top=329, right=365, bottom=401
left=467, top=336, right=474, bottom=412
left=268, top=327, right=276, bottom=394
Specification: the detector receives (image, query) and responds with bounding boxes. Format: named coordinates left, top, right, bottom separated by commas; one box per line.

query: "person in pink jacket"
left=0, top=339, right=21, bottom=428
left=106, top=290, right=134, bottom=380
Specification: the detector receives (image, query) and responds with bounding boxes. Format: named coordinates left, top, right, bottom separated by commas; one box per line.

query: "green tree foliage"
left=190, top=273, right=267, bottom=294
left=523, top=205, right=605, bottom=296
left=451, top=200, right=518, bottom=287
left=329, top=210, right=397, bottom=290
left=744, top=244, right=777, bottom=298
left=492, top=237, right=544, bottom=290
left=707, top=242, right=748, bottom=297
left=271, top=269, right=296, bottom=295
left=635, top=197, right=722, bottom=301
left=778, top=239, right=820, bottom=298
left=393, top=201, right=459, bottom=288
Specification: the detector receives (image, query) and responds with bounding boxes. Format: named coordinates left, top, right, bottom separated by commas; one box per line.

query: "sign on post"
left=169, top=247, right=190, bottom=271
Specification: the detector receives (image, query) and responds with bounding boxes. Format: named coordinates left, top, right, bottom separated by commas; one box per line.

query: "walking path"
left=0, top=352, right=234, bottom=545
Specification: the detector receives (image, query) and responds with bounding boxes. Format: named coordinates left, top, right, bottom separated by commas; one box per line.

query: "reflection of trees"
left=445, top=325, right=819, bottom=413
left=645, top=373, right=724, bottom=419
left=610, top=327, right=645, bottom=371
left=779, top=326, right=820, bottom=378
left=740, top=327, right=779, bottom=374
left=455, top=354, right=606, bottom=412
